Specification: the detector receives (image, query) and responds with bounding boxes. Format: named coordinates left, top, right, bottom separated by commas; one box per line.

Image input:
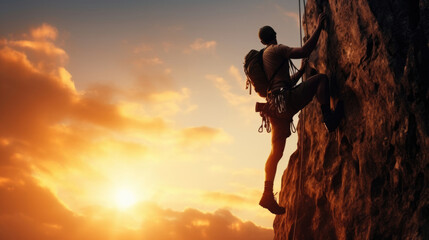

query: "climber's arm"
left=290, top=59, right=308, bottom=85
left=289, top=13, right=326, bottom=59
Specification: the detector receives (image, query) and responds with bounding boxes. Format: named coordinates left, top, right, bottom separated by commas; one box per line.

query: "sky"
left=0, top=0, right=306, bottom=239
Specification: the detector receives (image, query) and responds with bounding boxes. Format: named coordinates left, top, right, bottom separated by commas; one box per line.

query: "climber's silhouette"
left=258, top=13, right=344, bottom=215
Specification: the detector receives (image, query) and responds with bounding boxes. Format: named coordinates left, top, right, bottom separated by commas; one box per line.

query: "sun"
left=115, top=188, right=137, bottom=209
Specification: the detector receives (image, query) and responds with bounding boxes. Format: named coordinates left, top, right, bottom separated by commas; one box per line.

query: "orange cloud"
left=10, top=40, right=67, bottom=59
left=203, top=192, right=250, bottom=205
left=1, top=25, right=168, bottom=134
left=179, top=126, right=231, bottom=149
left=138, top=204, right=273, bottom=240
left=0, top=24, right=169, bottom=195
left=181, top=126, right=220, bottom=140
left=4, top=24, right=67, bottom=75
left=31, top=23, right=58, bottom=40
left=0, top=24, right=272, bottom=239
left=201, top=188, right=263, bottom=209
left=0, top=46, right=74, bottom=140
left=0, top=175, right=272, bottom=240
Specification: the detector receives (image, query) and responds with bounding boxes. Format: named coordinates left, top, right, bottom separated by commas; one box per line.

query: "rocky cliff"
left=274, top=0, right=429, bottom=239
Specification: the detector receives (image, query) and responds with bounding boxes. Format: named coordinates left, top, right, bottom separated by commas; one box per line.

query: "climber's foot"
left=323, top=100, right=344, bottom=132
left=259, top=192, right=285, bottom=215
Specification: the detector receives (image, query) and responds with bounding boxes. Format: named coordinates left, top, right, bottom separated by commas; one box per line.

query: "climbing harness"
left=266, top=59, right=299, bottom=114
left=260, top=58, right=300, bottom=133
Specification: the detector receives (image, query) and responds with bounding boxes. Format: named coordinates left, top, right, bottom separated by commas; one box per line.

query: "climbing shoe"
left=259, top=192, right=285, bottom=215
left=321, top=101, right=344, bottom=132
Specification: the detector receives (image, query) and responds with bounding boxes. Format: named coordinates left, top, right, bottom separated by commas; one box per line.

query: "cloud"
left=184, top=38, right=217, bottom=53
left=0, top=42, right=165, bottom=140
left=0, top=176, right=272, bottom=240
left=275, top=4, right=300, bottom=28
left=133, top=56, right=164, bottom=66
left=179, top=126, right=231, bottom=149
left=117, top=87, right=197, bottom=118
left=0, top=24, right=273, bottom=239
left=10, top=40, right=67, bottom=60
left=132, top=42, right=153, bottom=54
left=138, top=204, right=273, bottom=240
left=207, top=65, right=264, bottom=123
left=0, top=45, right=75, bottom=141
left=190, top=38, right=217, bottom=50
left=30, top=23, right=58, bottom=40
left=202, top=192, right=251, bottom=206
left=229, top=65, right=246, bottom=88
left=144, top=88, right=197, bottom=116
left=201, top=186, right=263, bottom=210
left=206, top=74, right=250, bottom=106
left=0, top=24, right=173, bottom=204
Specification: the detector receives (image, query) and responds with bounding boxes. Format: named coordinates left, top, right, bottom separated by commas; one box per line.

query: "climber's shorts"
left=269, top=80, right=315, bottom=142
left=269, top=117, right=292, bottom=142
left=286, top=80, right=315, bottom=115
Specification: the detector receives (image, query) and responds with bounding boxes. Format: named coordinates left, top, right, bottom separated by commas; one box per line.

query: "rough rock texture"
left=274, top=0, right=429, bottom=239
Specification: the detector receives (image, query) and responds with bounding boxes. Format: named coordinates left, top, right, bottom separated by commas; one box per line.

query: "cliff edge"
left=274, top=0, right=429, bottom=239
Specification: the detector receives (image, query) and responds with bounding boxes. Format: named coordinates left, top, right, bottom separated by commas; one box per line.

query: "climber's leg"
left=286, top=73, right=329, bottom=114
left=265, top=123, right=287, bottom=183
left=307, top=74, right=343, bottom=131
left=299, top=73, right=329, bottom=105
left=289, top=74, right=343, bottom=131
left=259, top=117, right=288, bottom=215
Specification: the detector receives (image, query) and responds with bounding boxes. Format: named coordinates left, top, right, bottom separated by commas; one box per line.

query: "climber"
left=258, top=12, right=344, bottom=215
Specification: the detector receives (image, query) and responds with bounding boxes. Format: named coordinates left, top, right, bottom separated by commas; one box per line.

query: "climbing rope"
left=292, top=0, right=307, bottom=239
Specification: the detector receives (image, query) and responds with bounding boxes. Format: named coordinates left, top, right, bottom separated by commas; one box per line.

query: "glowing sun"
left=115, top=188, right=137, bottom=209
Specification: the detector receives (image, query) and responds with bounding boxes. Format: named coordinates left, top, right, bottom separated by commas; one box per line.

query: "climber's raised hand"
left=289, top=13, right=326, bottom=59
left=317, top=12, right=327, bottom=30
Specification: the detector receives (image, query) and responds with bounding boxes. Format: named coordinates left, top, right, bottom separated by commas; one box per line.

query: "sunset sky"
left=0, top=0, right=306, bottom=239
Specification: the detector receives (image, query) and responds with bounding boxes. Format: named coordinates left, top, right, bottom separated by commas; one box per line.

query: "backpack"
left=243, top=48, right=287, bottom=98
left=244, top=48, right=294, bottom=133
left=243, top=48, right=269, bottom=98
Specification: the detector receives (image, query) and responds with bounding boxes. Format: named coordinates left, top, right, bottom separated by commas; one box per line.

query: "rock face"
left=274, top=0, right=429, bottom=239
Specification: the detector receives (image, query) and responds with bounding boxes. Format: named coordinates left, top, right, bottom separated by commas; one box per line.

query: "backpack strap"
left=261, top=46, right=288, bottom=95
left=266, top=59, right=287, bottom=96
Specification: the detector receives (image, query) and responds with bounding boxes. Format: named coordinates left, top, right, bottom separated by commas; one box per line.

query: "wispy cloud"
left=133, top=56, right=164, bottom=66
left=190, top=38, right=217, bottom=50
left=276, top=4, right=300, bottom=28
left=229, top=65, right=246, bottom=88
left=202, top=192, right=253, bottom=206
left=179, top=126, right=231, bottom=150
left=132, top=42, right=153, bottom=54
left=184, top=38, right=217, bottom=53
left=206, top=74, right=250, bottom=106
